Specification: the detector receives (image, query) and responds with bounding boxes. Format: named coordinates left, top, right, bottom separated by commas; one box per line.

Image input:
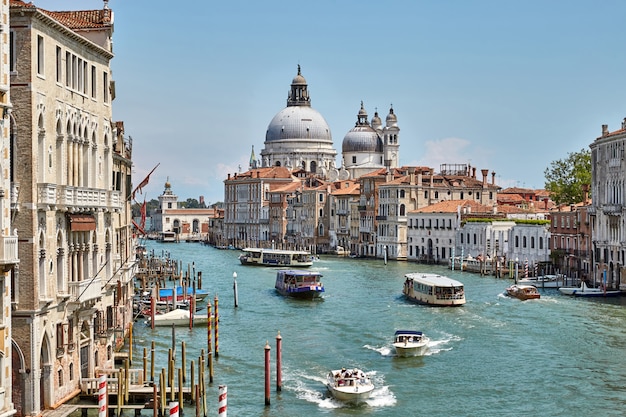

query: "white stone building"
left=589, top=119, right=626, bottom=288
left=260, top=65, right=338, bottom=175
left=341, top=102, right=399, bottom=179
left=9, top=2, right=131, bottom=415
left=150, top=180, right=218, bottom=242
left=0, top=1, right=18, bottom=417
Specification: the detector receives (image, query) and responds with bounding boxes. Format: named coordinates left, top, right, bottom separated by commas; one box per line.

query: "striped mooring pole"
left=218, top=385, right=228, bottom=416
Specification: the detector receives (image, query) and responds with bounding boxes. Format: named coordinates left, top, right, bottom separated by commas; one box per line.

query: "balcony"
left=37, top=184, right=122, bottom=212
left=68, top=277, right=102, bottom=304
left=0, top=235, right=18, bottom=270
left=357, top=205, right=367, bottom=211
left=602, top=204, right=623, bottom=215
left=375, top=215, right=387, bottom=221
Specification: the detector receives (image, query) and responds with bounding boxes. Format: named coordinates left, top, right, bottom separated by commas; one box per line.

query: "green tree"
left=544, top=148, right=591, bottom=206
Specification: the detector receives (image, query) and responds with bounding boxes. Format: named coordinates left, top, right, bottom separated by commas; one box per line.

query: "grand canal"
left=127, top=240, right=626, bottom=416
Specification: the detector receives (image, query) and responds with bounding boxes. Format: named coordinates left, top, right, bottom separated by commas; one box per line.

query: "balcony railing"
left=37, top=184, right=121, bottom=211
left=68, top=277, right=102, bottom=303
left=0, top=235, right=18, bottom=268
left=602, top=204, right=623, bottom=214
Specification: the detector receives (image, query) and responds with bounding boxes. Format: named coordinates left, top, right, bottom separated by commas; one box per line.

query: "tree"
left=544, top=148, right=591, bottom=206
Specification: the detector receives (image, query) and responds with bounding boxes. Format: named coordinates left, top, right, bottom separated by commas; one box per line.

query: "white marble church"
left=255, top=65, right=400, bottom=180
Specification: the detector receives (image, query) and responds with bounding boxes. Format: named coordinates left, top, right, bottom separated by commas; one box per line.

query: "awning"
left=68, top=214, right=96, bottom=231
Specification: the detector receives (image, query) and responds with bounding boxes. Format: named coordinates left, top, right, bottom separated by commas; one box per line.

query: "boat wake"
left=363, top=343, right=391, bottom=356
left=424, top=333, right=461, bottom=355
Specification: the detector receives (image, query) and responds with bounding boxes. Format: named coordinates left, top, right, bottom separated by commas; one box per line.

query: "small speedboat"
left=558, top=281, right=622, bottom=297
left=393, top=330, right=430, bottom=357
left=326, top=368, right=374, bottom=403
left=506, top=284, right=541, bottom=300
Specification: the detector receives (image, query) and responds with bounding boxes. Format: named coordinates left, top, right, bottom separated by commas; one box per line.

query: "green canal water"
left=119, top=240, right=626, bottom=416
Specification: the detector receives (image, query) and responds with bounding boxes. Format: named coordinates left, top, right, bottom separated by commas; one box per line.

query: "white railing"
left=69, top=277, right=102, bottom=303
left=37, top=184, right=122, bottom=211
left=0, top=235, right=18, bottom=265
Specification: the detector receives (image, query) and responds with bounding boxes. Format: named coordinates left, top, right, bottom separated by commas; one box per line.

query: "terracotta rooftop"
left=411, top=199, right=493, bottom=214
left=10, top=1, right=112, bottom=29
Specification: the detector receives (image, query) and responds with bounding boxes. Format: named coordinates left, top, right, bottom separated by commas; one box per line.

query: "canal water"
left=122, top=240, right=626, bottom=417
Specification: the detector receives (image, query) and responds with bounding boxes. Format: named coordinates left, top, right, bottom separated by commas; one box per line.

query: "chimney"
left=227, top=173, right=231, bottom=180
left=410, top=168, right=416, bottom=185
left=481, top=169, right=489, bottom=186
left=472, top=167, right=476, bottom=179
left=602, top=124, right=609, bottom=136
left=544, top=198, right=548, bottom=210
left=491, top=171, right=496, bottom=185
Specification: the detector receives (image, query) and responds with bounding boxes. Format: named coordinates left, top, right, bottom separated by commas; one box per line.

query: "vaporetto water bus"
left=403, top=272, right=466, bottom=306
left=238, top=247, right=313, bottom=267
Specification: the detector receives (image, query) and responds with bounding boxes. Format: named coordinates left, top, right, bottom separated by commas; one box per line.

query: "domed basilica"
left=258, top=66, right=400, bottom=181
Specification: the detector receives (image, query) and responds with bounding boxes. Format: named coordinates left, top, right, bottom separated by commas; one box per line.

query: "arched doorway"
left=40, top=335, right=52, bottom=411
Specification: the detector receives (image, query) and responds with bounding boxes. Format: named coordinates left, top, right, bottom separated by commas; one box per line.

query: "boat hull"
left=146, top=309, right=210, bottom=327
left=558, top=282, right=622, bottom=297
left=275, top=287, right=324, bottom=299
left=393, top=343, right=429, bottom=357
left=326, top=385, right=373, bottom=402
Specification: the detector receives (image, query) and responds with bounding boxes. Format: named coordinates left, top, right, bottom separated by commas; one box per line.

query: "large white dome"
left=265, top=106, right=332, bottom=143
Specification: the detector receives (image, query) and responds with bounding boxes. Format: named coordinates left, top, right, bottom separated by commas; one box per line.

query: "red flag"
left=132, top=163, right=159, bottom=200
left=140, top=199, right=147, bottom=230
left=132, top=219, right=147, bottom=236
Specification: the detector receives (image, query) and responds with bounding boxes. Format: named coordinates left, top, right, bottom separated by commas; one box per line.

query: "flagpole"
left=131, top=163, right=160, bottom=201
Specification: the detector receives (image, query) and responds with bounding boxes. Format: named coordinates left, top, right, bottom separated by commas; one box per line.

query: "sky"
left=35, top=0, right=626, bottom=205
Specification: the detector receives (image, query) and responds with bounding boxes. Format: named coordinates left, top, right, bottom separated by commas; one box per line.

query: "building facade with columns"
left=589, top=119, right=626, bottom=289
left=9, top=3, right=133, bottom=416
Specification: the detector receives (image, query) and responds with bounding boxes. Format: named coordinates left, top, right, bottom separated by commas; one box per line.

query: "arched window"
left=400, top=204, right=406, bottom=216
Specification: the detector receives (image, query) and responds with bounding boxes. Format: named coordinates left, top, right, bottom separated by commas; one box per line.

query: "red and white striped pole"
left=214, top=294, right=219, bottom=357
left=218, top=385, right=227, bottom=416
left=97, top=374, right=107, bottom=417
left=169, top=401, right=179, bottom=417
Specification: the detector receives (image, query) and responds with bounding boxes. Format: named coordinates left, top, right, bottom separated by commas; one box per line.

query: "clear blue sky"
left=36, top=0, right=626, bottom=204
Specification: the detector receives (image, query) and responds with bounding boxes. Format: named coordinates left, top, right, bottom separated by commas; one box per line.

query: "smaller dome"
left=386, top=106, right=398, bottom=126
left=292, top=64, right=307, bottom=85
left=371, top=111, right=382, bottom=130
left=342, top=126, right=382, bottom=153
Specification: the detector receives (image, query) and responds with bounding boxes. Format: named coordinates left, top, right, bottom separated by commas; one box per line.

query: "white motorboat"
left=146, top=308, right=210, bottom=327
left=517, top=274, right=565, bottom=288
left=393, top=330, right=430, bottom=357
left=326, top=368, right=374, bottom=403
left=558, top=281, right=622, bottom=297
